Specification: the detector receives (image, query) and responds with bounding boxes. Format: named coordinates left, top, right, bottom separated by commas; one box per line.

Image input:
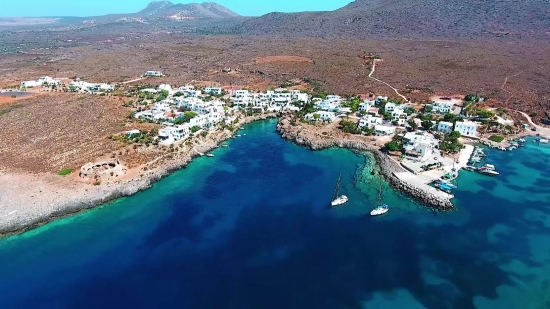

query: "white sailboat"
left=370, top=178, right=389, bottom=216
left=331, top=173, right=348, bottom=207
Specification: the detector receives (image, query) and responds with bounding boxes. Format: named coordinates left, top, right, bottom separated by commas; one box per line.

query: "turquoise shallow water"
left=1, top=118, right=550, bottom=308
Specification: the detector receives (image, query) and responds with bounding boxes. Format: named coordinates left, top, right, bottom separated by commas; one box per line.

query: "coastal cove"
left=1, top=118, right=550, bottom=308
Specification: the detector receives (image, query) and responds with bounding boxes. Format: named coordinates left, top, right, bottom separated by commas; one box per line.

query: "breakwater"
left=276, top=115, right=454, bottom=211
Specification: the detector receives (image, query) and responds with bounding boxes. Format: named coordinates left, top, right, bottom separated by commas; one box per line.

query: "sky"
left=1, top=0, right=353, bottom=17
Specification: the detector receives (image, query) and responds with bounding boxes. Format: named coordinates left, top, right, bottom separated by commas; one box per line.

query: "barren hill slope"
left=234, top=0, right=550, bottom=40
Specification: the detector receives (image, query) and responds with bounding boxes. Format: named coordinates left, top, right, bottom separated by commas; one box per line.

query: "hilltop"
left=0, top=1, right=240, bottom=27
left=234, top=0, right=550, bottom=40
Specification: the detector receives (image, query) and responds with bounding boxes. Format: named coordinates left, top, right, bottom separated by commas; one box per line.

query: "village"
left=5, top=70, right=547, bottom=205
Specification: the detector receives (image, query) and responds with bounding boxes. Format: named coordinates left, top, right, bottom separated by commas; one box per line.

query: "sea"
left=1, top=118, right=549, bottom=309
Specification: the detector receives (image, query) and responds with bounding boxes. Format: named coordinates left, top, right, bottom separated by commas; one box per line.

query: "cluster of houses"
left=68, top=79, right=114, bottom=92
left=20, top=76, right=62, bottom=88
left=230, top=88, right=308, bottom=112
left=19, top=76, right=114, bottom=93
left=134, top=83, right=235, bottom=145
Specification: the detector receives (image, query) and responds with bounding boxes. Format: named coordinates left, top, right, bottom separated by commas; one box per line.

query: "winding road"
left=368, top=59, right=409, bottom=103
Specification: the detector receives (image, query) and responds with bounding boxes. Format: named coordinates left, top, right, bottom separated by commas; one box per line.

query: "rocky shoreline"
left=276, top=115, right=454, bottom=211
left=0, top=113, right=277, bottom=236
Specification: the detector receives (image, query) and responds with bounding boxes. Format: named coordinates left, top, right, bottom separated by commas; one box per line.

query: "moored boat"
left=370, top=178, right=389, bottom=216
left=331, top=173, right=348, bottom=207
left=478, top=167, right=499, bottom=176
left=206, top=153, right=215, bottom=157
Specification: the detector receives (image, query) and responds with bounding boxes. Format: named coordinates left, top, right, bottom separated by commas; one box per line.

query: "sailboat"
left=331, top=173, right=348, bottom=207
left=370, top=178, right=389, bottom=216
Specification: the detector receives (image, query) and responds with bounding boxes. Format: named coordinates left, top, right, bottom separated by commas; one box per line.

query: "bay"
left=1, top=118, right=550, bottom=308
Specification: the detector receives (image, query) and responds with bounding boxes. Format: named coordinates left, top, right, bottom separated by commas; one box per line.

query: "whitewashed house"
left=145, top=71, right=163, bottom=77
left=304, top=111, right=336, bottom=122
left=403, top=132, right=436, bottom=162
left=358, top=115, right=383, bottom=128
left=429, top=101, right=454, bottom=114
left=385, top=102, right=397, bottom=113
left=437, top=121, right=454, bottom=134
left=374, top=125, right=396, bottom=135
left=20, top=80, right=38, bottom=88
left=158, top=124, right=190, bottom=145
left=376, top=96, right=388, bottom=104
left=204, top=87, right=223, bottom=95
left=454, top=120, right=479, bottom=137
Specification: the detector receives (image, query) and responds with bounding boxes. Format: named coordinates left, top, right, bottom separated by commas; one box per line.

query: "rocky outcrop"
left=80, top=159, right=126, bottom=180
left=276, top=115, right=454, bottom=211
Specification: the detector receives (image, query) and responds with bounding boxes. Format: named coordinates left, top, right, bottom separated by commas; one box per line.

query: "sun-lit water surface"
left=1, top=119, right=549, bottom=309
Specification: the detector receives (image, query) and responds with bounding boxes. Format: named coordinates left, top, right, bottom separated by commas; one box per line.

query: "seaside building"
left=158, top=124, right=190, bottom=145
left=374, top=125, right=396, bottom=135
left=437, top=121, right=454, bottom=134
left=402, top=131, right=437, bottom=162
left=454, top=120, right=479, bottom=137
left=358, top=115, right=383, bottom=128
left=304, top=111, right=336, bottom=122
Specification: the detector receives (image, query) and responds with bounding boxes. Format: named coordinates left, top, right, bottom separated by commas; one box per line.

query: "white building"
left=204, top=87, right=223, bottom=95
left=158, top=124, right=190, bottom=145
left=20, top=80, right=38, bottom=88
left=145, top=71, right=163, bottom=77
left=358, top=115, right=383, bottom=128
left=437, top=121, right=454, bottom=134
left=403, top=132, right=437, bottom=162
left=385, top=102, right=397, bottom=113
left=374, top=125, right=396, bottom=135
left=359, top=100, right=375, bottom=112
left=304, top=111, right=336, bottom=122
left=429, top=101, right=454, bottom=114
left=376, top=96, right=388, bottom=104
left=454, top=120, right=479, bottom=137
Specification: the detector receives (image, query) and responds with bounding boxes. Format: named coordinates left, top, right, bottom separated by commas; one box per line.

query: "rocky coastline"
left=276, top=115, right=454, bottom=211
left=0, top=113, right=277, bottom=236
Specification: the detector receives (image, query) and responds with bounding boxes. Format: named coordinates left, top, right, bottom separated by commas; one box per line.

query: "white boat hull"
left=370, top=206, right=389, bottom=216
left=331, top=195, right=348, bottom=207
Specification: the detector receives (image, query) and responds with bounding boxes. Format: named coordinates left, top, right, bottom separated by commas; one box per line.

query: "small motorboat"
left=206, top=154, right=215, bottom=157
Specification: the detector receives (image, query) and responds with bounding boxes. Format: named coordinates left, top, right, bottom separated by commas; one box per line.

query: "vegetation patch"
left=58, top=168, right=74, bottom=176
left=0, top=104, right=23, bottom=117
left=489, top=135, right=504, bottom=143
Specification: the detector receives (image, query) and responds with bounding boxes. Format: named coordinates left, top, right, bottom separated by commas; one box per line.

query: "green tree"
left=404, top=107, right=416, bottom=116
left=465, top=94, right=479, bottom=102
left=443, top=113, right=460, bottom=123
left=313, top=113, right=320, bottom=120
left=477, top=109, right=495, bottom=119
left=424, top=105, right=433, bottom=113
left=190, top=125, right=201, bottom=133
left=340, top=120, right=359, bottom=134
left=385, top=141, right=402, bottom=152
left=421, top=120, right=434, bottom=130
left=408, top=118, right=418, bottom=131
left=174, top=111, right=198, bottom=124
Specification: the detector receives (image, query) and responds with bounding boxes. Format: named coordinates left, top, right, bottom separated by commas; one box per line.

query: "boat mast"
left=376, top=177, right=383, bottom=206
left=333, top=173, right=341, bottom=200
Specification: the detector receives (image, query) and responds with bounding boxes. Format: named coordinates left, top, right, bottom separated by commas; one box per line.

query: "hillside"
left=234, top=0, right=550, bottom=40
left=0, top=1, right=239, bottom=28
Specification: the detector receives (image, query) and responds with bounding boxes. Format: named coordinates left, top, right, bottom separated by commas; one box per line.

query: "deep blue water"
left=1, top=118, right=550, bottom=309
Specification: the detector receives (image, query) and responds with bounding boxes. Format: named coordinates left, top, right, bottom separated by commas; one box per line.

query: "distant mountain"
left=135, top=1, right=240, bottom=19
left=0, top=1, right=239, bottom=28
left=233, top=0, right=550, bottom=39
